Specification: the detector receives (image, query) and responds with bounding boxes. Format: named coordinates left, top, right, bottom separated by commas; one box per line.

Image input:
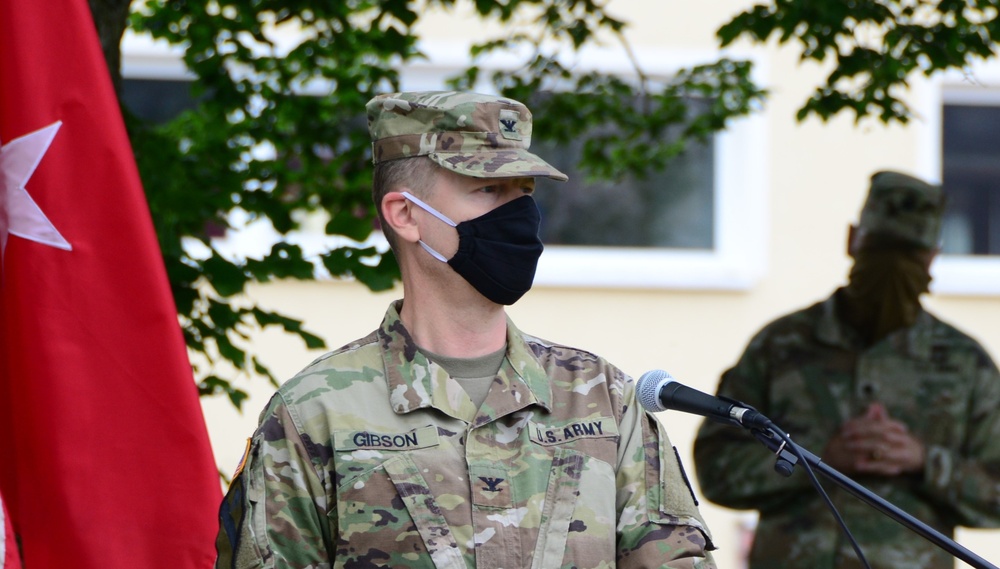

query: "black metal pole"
left=749, top=427, right=999, bottom=569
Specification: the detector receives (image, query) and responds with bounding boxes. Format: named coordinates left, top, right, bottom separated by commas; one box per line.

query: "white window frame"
left=919, top=60, right=1000, bottom=297
left=121, top=34, right=190, bottom=81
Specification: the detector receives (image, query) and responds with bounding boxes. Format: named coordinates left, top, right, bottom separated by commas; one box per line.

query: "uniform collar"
left=378, top=300, right=552, bottom=423
left=816, top=289, right=935, bottom=359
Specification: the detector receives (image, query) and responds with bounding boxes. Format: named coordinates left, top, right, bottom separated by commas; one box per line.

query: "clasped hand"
left=822, top=402, right=926, bottom=476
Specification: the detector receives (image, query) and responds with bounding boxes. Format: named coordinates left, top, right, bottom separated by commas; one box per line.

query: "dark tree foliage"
left=91, top=0, right=765, bottom=409
left=720, top=0, right=1000, bottom=123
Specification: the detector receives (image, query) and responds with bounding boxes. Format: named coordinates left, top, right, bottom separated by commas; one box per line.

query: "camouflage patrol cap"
left=366, top=91, right=568, bottom=181
left=857, top=170, right=945, bottom=249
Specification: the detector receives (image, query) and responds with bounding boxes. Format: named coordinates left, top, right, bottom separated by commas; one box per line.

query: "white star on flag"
left=0, top=121, right=72, bottom=260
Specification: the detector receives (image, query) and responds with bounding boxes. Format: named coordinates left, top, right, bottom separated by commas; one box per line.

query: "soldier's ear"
left=382, top=190, right=420, bottom=244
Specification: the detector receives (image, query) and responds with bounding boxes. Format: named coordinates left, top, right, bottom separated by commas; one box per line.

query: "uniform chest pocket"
left=334, top=426, right=467, bottom=569
left=336, top=454, right=466, bottom=569
left=522, top=419, right=619, bottom=568
left=917, top=380, right=964, bottom=447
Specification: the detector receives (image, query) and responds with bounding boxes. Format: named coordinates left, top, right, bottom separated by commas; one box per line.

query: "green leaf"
left=202, top=254, right=249, bottom=298
left=198, top=375, right=250, bottom=411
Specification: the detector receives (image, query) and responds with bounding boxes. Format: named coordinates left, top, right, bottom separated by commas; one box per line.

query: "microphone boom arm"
left=749, top=427, right=999, bottom=569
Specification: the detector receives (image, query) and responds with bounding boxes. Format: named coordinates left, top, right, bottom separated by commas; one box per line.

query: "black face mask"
left=840, top=247, right=932, bottom=343
left=402, top=192, right=544, bottom=305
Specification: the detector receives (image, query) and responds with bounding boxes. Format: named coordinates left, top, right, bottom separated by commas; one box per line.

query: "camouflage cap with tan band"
left=366, top=91, right=568, bottom=181
left=858, top=170, right=945, bottom=250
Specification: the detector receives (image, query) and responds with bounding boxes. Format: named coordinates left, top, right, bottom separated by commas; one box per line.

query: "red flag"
left=0, top=0, right=221, bottom=567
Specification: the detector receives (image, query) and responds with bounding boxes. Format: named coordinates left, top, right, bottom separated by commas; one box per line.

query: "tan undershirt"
left=419, top=345, right=506, bottom=409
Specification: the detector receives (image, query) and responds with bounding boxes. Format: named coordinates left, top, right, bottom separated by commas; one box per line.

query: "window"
left=920, top=64, right=1000, bottom=296
left=940, top=103, right=1000, bottom=256
left=532, top=103, right=715, bottom=250
left=121, top=78, right=198, bottom=123
left=528, top=112, right=765, bottom=291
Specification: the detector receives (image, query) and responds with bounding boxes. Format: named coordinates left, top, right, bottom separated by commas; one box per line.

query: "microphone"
left=636, top=369, right=773, bottom=430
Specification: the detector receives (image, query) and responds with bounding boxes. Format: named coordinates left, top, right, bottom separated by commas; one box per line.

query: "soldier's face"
left=414, top=171, right=535, bottom=260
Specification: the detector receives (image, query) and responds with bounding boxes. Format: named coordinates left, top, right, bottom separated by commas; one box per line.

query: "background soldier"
left=693, top=170, right=1000, bottom=568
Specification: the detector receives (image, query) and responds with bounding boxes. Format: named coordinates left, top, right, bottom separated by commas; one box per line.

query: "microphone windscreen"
left=636, top=369, right=673, bottom=412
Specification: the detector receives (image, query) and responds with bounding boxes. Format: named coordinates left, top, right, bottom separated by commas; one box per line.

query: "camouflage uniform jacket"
left=693, top=290, right=1000, bottom=569
left=217, top=301, right=715, bottom=569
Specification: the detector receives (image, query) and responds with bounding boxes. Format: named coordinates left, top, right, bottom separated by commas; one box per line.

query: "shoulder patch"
left=232, top=437, right=252, bottom=481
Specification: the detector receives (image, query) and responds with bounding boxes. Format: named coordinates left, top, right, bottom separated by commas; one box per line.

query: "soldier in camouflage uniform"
left=215, top=91, right=716, bottom=568
left=693, top=171, right=1000, bottom=569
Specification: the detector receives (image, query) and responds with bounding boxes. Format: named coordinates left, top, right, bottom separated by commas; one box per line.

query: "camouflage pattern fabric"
left=216, top=300, right=716, bottom=568
left=858, top=171, right=945, bottom=250
left=693, top=290, right=1000, bottom=569
left=367, top=91, right=568, bottom=181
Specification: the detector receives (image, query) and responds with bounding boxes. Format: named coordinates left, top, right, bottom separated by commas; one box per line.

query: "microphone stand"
left=750, top=426, right=999, bottom=569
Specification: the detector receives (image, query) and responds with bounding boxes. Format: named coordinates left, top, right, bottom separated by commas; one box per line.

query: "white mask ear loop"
left=401, top=191, right=456, bottom=263
left=401, top=191, right=457, bottom=226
